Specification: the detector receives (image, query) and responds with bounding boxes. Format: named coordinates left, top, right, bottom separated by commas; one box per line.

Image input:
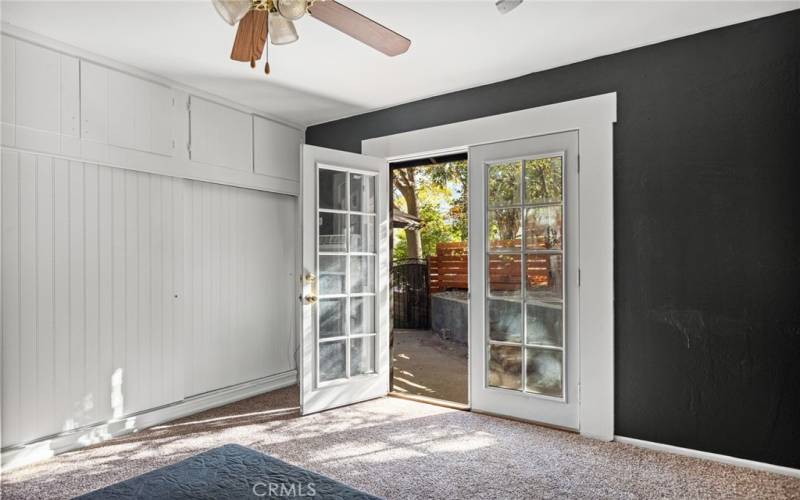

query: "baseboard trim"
left=614, top=435, right=800, bottom=479
left=1, top=370, right=297, bottom=472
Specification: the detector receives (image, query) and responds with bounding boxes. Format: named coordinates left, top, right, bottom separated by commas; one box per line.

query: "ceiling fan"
left=212, top=0, right=411, bottom=75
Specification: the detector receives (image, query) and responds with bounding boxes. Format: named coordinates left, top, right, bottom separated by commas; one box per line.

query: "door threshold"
left=470, top=408, right=578, bottom=433
left=388, top=392, right=470, bottom=411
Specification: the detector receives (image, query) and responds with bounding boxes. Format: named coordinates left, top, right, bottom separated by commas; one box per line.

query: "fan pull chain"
left=264, top=13, right=271, bottom=75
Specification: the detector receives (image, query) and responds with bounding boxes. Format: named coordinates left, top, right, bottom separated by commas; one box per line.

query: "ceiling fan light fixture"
left=212, top=0, right=251, bottom=25
left=269, top=14, right=299, bottom=45
left=277, top=0, right=307, bottom=21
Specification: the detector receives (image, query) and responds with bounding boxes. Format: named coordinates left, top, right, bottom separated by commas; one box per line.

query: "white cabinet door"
left=2, top=38, right=80, bottom=155
left=80, top=61, right=108, bottom=145
left=59, top=55, right=81, bottom=155
left=13, top=39, right=61, bottom=153
left=189, top=96, right=252, bottom=172
left=107, top=69, right=141, bottom=151
left=106, top=68, right=174, bottom=156
left=150, top=84, right=174, bottom=156
left=1, top=35, right=16, bottom=146
left=253, top=116, right=302, bottom=182
left=299, top=145, right=390, bottom=415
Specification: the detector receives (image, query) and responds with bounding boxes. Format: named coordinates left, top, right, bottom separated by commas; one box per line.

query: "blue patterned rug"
left=74, top=443, right=380, bottom=499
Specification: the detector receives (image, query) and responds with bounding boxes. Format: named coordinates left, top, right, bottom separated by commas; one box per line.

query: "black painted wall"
left=306, top=10, right=800, bottom=468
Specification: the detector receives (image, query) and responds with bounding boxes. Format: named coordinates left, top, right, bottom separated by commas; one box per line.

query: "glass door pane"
left=317, top=167, right=378, bottom=385
left=486, top=154, right=566, bottom=399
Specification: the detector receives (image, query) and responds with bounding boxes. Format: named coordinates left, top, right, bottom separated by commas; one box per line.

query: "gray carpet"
left=2, top=385, right=799, bottom=499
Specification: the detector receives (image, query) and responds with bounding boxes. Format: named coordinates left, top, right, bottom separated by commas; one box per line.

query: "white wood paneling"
left=1, top=150, right=184, bottom=447
left=3, top=370, right=296, bottom=471
left=2, top=149, right=22, bottom=443
left=0, top=37, right=80, bottom=155
left=188, top=96, right=253, bottom=173
left=14, top=39, right=60, bottom=153
left=183, top=180, right=297, bottom=397
left=107, top=68, right=174, bottom=156
left=60, top=55, right=80, bottom=139
left=1, top=150, right=298, bottom=449
left=36, top=156, right=55, bottom=434
left=150, top=84, right=174, bottom=156
left=1, top=35, right=16, bottom=146
left=107, top=68, right=143, bottom=151
left=1, top=28, right=302, bottom=452
left=60, top=55, right=81, bottom=156
left=80, top=61, right=108, bottom=147
left=254, top=116, right=302, bottom=182
left=2, top=29, right=303, bottom=195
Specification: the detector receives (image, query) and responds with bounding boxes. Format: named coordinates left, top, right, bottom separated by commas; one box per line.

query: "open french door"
left=299, top=145, right=390, bottom=415
left=468, top=131, right=580, bottom=430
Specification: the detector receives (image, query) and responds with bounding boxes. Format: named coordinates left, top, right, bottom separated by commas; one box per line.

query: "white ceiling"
left=2, top=1, right=798, bottom=127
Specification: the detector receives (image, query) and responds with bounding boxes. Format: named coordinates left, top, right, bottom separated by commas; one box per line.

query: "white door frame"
left=363, top=93, right=616, bottom=440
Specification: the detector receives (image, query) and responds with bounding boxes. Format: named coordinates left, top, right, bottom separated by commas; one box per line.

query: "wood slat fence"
left=428, top=241, right=557, bottom=293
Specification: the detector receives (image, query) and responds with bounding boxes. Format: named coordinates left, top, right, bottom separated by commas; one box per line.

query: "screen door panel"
left=469, top=131, right=579, bottom=430
left=300, top=145, right=389, bottom=415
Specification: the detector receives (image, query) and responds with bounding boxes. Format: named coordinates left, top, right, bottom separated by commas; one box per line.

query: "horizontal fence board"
left=428, top=241, right=557, bottom=293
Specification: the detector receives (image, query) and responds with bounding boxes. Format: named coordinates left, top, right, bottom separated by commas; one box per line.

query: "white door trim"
left=363, top=93, right=616, bottom=440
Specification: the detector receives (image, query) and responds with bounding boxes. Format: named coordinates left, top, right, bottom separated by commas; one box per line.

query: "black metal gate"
left=391, top=259, right=430, bottom=329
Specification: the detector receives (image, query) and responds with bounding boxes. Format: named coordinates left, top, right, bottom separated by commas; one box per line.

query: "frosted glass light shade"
left=212, top=0, right=251, bottom=26
left=269, top=14, right=299, bottom=45
left=277, top=0, right=307, bottom=21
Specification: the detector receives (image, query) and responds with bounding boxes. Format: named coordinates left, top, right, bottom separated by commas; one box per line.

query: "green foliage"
left=391, top=157, right=563, bottom=260
left=486, top=158, right=563, bottom=243
left=392, top=160, right=468, bottom=261
left=526, top=157, right=563, bottom=204
left=393, top=229, right=409, bottom=260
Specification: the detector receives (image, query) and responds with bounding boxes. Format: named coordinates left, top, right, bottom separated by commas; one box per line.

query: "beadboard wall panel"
left=1, top=149, right=298, bottom=449
left=1, top=150, right=184, bottom=447
left=182, top=181, right=297, bottom=397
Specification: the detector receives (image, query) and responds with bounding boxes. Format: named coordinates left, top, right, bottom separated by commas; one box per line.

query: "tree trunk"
left=394, top=169, right=422, bottom=259
left=403, top=196, right=422, bottom=260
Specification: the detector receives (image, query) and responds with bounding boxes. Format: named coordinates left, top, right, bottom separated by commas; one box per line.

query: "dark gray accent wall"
left=307, top=10, right=800, bottom=468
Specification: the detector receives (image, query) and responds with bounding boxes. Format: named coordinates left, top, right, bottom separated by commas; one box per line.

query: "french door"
left=468, top=131, right=580, bottom=430
left=299, top=145, right=390, bottom=415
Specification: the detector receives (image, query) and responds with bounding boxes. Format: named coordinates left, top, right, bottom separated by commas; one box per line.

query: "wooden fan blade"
left=309, top=0, right=410, bottom=57
left=230, top=10, right=268, bottom=63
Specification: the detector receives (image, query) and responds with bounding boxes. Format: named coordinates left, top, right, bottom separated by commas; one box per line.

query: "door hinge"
left=187, top=141, right=192, bottom=155
left=578, top=268, right=582, bottom=287
left=186, top=99, right=191, bottom=112
left=577, top=154, right=581, bottom=174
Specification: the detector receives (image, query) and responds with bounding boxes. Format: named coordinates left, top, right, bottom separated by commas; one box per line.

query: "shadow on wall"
left=3, top=368, right=133, bottom=470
